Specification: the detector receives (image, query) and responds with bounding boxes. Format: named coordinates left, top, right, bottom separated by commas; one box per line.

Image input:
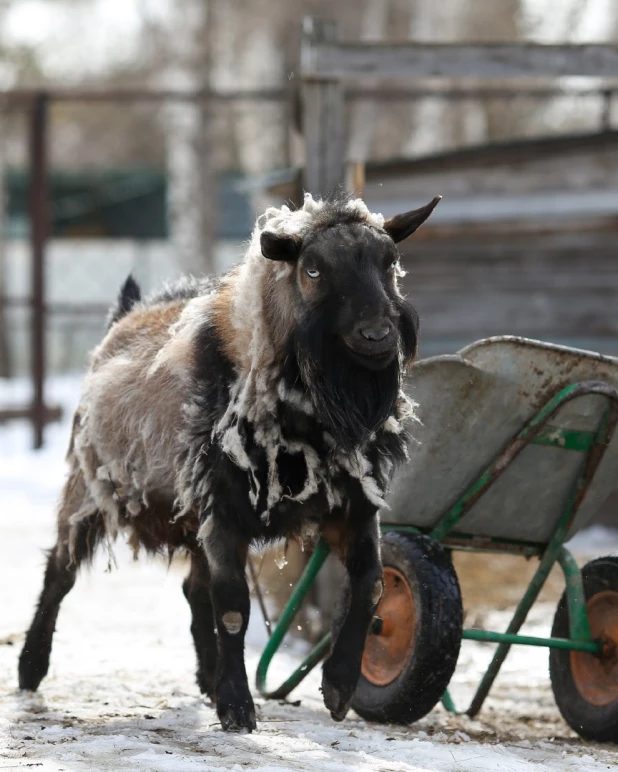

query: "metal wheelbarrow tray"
left=256, top=336, right=618, bottom=742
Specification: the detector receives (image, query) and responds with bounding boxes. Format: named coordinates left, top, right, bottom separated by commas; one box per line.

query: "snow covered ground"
left=2, top=376, right=618, bottom=771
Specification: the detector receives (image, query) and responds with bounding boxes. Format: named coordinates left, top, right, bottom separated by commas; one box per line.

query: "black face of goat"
left=298, top=223, right=416, bottom=368
left=261, top=196, right=440, bottom=450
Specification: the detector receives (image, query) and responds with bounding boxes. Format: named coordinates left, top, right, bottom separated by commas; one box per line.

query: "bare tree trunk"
left=210, top=1, right=287, bottom=216
left=162, top=0, right=217, bottom=277
left=164, top=88, right=216, bottom=276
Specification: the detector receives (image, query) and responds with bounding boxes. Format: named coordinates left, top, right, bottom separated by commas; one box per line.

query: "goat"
left=18, top=192, right=440, bottom=732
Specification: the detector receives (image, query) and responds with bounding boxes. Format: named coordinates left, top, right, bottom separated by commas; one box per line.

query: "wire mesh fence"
left=0, top=77, right=617, bottom=445
left=0, top=89, right=291, bottom=379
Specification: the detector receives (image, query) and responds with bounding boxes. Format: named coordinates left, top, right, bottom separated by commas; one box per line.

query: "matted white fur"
left=183, top=193, right=406, bottom=525
left=66, top=193, right=415, bottom=552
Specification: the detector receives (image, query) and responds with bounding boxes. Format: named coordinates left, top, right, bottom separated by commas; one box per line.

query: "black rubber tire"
left=347, top=531, right=463, bottom=724
left=549, top=557, right=618, bottom=743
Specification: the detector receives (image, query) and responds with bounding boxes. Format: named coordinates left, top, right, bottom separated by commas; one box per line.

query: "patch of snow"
left=566, top=524, right=618, bottom=557
left=2, top=375, right=618, bottom=770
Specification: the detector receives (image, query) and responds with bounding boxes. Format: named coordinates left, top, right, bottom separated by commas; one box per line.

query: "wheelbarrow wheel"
left=343, top=531, right=462, bottom=724
left=549, top=557, right=618, bottom=743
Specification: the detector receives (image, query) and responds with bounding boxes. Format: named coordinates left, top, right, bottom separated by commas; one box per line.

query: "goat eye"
left=306, top=268, right=320, bottom=279
left=389, top=260, right=398, bottom=271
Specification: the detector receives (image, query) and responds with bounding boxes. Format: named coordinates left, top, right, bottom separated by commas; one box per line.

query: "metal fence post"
left=301, top=18, right=345, bottom=197
left=29, top=92, right=49, bottom=449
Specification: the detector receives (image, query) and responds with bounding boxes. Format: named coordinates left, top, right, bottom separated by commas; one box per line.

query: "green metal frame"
left=256, top=380, right=618, bottom=717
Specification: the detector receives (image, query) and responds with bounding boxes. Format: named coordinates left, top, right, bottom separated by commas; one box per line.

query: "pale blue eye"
left=306, top=268, right=320, bottom=279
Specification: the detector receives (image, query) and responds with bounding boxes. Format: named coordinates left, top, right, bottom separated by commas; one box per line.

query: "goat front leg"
left=321, top=509, right=383, bottom=721
left=200, top=516, right=255, bottom=732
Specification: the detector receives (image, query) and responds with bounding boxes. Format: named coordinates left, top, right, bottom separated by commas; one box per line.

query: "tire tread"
left=549, top=557, right=618, bottom=743
left=350, top=531, right=463, bottom=724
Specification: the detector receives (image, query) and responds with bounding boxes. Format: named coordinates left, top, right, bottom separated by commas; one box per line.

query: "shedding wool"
left=19, top=189, right=442, bottom=732
left=66, top=193, right=419, bottom=555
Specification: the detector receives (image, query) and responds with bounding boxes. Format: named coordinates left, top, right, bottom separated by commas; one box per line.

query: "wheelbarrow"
left=255, top=336, right=618, bottom=743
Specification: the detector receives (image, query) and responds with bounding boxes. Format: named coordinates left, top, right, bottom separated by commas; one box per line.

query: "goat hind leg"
left=201, top=517, right=255, bottom=732
left=183, top=550, right=218, bottom=700
left=18, top=475, right=103, bottom=691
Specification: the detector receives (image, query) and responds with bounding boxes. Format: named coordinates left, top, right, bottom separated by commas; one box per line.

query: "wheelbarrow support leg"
left=556, top=547, right=593, bottom=643
left=256, top=539, right=331, bottom=699
left=466, top=542, right=561, bottom=717
left=466, top=395, right=618, bottom=716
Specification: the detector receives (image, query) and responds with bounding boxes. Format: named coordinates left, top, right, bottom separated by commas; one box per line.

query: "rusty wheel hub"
left=571, top=590, right=618, bottom=706
left=361, top=566, right=416, bottom=687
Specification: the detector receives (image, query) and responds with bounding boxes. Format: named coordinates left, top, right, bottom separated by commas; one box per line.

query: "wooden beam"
left=304, top=42, right=618, bottom=80
left=346, top=85, right=618, bottom=101
left=368, top=190, right=618, bottom=224
left=0, top=88, right=288, bottom=106
left=398, top=218, right=618, bottom=245
left=0, top=405, right=62, bottom=424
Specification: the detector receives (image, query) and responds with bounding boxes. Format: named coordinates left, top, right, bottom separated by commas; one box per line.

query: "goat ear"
left=384, top=196, right=442, bottom=243
left=260, top=231, right=302, bottom=262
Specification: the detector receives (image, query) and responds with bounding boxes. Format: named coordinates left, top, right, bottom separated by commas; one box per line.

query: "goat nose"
left=360, top=325, right=390, bottom=342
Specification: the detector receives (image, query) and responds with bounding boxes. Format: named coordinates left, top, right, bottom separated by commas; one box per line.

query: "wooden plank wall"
left=369, top=138, right=618, bottom=200
left=400, top=221, right=618, bottom=357
left=399, top=220, right=618, bottom=527
left=362, top=133, right=618, bottom=357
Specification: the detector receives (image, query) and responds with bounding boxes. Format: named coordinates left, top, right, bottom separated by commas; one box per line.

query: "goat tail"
left=106, top=274, right=142, bottom=329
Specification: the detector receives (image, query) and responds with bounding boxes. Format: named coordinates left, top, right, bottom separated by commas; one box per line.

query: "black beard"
left=292, top=315, right=402, bottom=452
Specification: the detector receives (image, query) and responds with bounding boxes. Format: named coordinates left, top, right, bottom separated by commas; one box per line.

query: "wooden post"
left=301, top=18, right=345, bottom=197
left=347, top=160, right=365, bottom=198
left=29, top=92, right=48, bottom=450
left=601, top=90, right=612, bottom=131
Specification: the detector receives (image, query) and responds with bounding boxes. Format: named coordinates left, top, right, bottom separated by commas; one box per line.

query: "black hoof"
left=217, top=691, right=257, bottom=733
left=322, top=672, right=352, bottom=722
left=18, top=649, right=48, bottom=692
